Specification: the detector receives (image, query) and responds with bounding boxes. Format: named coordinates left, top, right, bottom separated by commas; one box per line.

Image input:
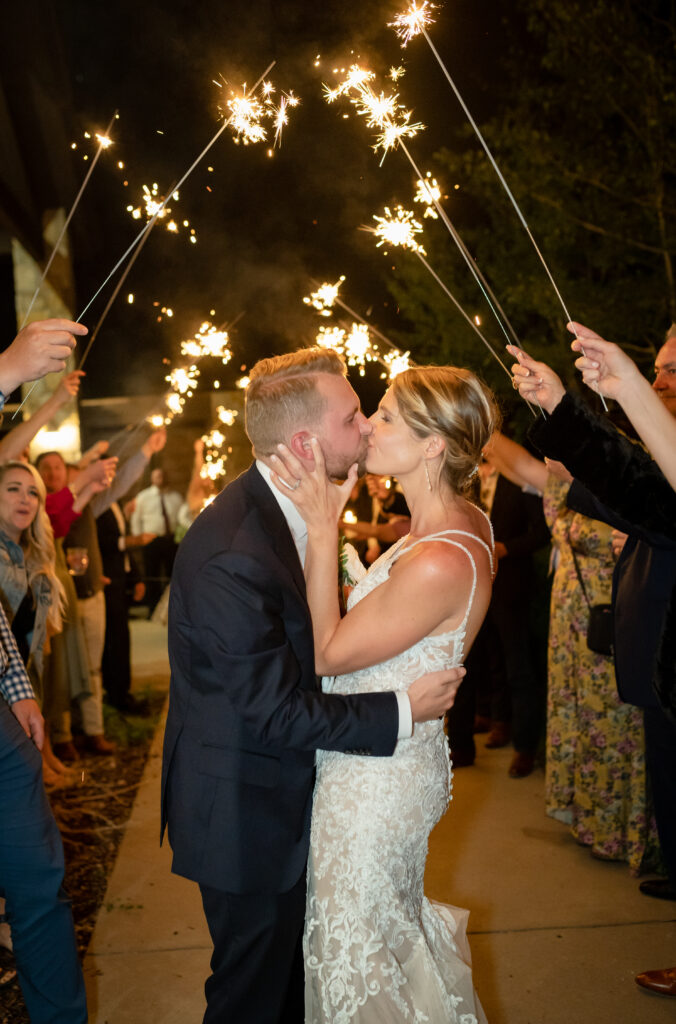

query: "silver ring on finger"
left=289, top=478, right=301, bottom=491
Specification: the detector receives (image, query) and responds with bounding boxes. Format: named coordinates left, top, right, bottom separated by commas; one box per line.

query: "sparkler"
left=366, top=205, right=513, bottom=381
left=388, top=5, right=585, bottom=335
left=414, top=173, right=441, bottom=219
left=19, top=110, right=118, bottom=328
left=305, top=277, right=410, bottom=379
left=201, top=408, right=239, bottom=483
left=180, top=321, right=232, bottom=362
left=126, top=183, right=196, bottom=241
left=220, top=78, right=299, bottom=148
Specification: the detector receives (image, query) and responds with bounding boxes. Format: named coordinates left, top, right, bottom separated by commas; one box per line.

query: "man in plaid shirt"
left=0, top=318, right=89, bottom=1023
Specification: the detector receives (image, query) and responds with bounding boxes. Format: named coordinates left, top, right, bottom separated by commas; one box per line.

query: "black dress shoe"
left=450, top=750, right=475, bottom=768
left=639, top=879, right=676, bottom=901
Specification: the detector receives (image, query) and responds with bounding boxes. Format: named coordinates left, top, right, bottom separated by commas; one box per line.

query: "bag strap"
left=569, top=542, right=592, bottom=610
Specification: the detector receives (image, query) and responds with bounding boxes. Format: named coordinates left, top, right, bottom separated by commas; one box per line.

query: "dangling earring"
left=424, top=460, right=432, bottom=491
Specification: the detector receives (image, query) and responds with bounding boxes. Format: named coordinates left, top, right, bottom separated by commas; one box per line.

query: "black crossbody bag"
left=569, top=547, right=614, bottom=657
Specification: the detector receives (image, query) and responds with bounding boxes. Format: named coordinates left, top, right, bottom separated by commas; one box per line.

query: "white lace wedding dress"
left=304, top=530, right=491, bottom=1024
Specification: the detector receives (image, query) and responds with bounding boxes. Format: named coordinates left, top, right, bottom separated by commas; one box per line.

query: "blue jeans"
left=0, top=699, right=87, bottom=1023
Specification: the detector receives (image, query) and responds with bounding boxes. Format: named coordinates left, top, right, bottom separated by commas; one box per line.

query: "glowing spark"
left=370, top=205, right=426, bottom=253
left=343, top=509, right=358, bottom=524
left=166, top=392, right=184, bottom=417
left=372, top=111, right=425, bottom=160
left=236, top=376, right=250, bottom=389
left=303, top=277, right=345, bottom=316
left=316, top=325, right=345, bottom=351
left=225, top=89, right=267, bottom=144
left=384, top=349, right=411, bottom=378
left=148, top=414, right=165, bottom=428
left=167, top=365, right=200, bottom=395
left=344, top=323, right=375, bottom=374
left=95, top=133, right=113, bottom=149
left=180, top=322, right=232, bottom=362
left=202, top=428, right=226, bottom=449
left=413, top=173, right=441, bottom=218
left=390, top=66, right=406, bottom=81
left=389, top=1, right=437, bottom=47
left=217, top=406, right=238, bottom=426
left=127, top=293, right=134, bottom=303
left=201, top=458, right=227, bottom=481
left=355, top=89, right=399, bottom=127
left=166, top=220, right=178, bottom=232
left=273, top=94, right=288, bottom=147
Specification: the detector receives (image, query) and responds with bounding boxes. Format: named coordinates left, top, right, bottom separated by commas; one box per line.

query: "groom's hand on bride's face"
left=407, top=667, right=466, bottom=723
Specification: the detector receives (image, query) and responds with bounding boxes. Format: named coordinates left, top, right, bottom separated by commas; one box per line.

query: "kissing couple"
left=162, top=345, right=495, bottom=1023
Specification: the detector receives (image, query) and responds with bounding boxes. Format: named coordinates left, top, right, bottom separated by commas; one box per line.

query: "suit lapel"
left=242, top=464, right=307, bottom=600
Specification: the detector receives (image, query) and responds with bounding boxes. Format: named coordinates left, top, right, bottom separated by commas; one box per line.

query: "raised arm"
left=0, top=370, right=83, bottom=462
left=486, top=431, right=549, bottom=494
left=0, top=318, right=84, bottom=397
left=569, top=322, right=676, bottom=491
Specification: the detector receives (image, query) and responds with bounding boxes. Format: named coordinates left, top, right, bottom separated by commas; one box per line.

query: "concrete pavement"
left=83, top=621, right=676, bottom=1023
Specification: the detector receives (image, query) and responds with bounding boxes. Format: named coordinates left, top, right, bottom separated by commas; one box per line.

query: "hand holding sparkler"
left=568, top=323, right=639, bottom=404
left=506, top=345, right=566, bottom=413
left=0, top=319, right=86, bottom=397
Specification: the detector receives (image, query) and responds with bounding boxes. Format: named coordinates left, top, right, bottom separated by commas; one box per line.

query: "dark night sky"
left=54, top=0, right=506, bottom=404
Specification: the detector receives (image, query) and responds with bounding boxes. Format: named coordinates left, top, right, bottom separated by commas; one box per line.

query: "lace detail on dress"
left=304, top=531, right=489, bottom=1024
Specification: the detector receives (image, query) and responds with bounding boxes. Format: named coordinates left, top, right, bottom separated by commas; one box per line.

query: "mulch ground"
left=0, top=685, right=166, bottom=1023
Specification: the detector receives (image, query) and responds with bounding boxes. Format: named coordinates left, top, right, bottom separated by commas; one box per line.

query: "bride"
left=271, top=365, right=496, bottom=1023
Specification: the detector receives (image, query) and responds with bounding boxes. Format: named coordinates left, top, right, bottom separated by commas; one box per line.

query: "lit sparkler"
left=19, top=110, right=118, bottom=329
left=383, top=349, right=411, bottom=378
left=389, top=1, right=437, bottom=46
left=221, top=78, right=300, bottom=148
left=414, top=172, right=441, bottom=218
left=388, top=0, right=581, bottom=363
left=367, top=204, right=513, bottom=382
left=316, top=325, right=346, bottom=351
left=166, top=365, right=200, bottom=396
left=180, top=321, right=232, bottom=362
left=217, top=406, right=238, bottom=426
left=201, top=408, right=239, bottom=483
left=370, top=205, right=426, bottom=254
left=303, top=277, right=346, bottom=316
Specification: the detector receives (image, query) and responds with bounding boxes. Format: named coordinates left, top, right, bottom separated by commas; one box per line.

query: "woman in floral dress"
left=489, top=434, right=658, bottom=873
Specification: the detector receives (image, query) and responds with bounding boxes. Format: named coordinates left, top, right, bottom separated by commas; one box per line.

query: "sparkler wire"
left=20, top=110, right=118, bottom=329
left=16, top=63, right=274, bottom=416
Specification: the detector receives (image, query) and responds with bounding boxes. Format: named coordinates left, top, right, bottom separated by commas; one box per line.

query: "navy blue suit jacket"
left=161, top=463, right=398, bottom=895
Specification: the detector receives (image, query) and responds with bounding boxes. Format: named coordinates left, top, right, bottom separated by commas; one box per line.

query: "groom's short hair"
left=245, top=347, right=346, bottom=456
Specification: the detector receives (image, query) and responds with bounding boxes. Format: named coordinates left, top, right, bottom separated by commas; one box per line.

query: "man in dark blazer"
left=161, top=347, right=463, bottom=1024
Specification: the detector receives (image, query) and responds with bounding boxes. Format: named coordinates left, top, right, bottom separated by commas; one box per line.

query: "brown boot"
left=52, top=741, right=80, bottom=763
left=485, top=722, right=511, bottom=748
left=84, top=734, right=116, bottom=755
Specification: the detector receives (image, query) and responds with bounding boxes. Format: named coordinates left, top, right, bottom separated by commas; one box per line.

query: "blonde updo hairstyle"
left=391, top=366, right=500, bottom=494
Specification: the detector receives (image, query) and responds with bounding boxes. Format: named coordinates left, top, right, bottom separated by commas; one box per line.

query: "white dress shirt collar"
left=255, top=460, right=308, bottom=565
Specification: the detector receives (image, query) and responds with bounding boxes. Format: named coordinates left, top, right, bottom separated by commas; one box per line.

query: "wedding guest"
left=510, top=326, right=676, bottom=998
left=97, top=429, right=167, bottom=713
left=131, top=466, right=182, bottom=613
left=0, top=462, right=65, bottom=786
left=61, top=443, right=157, bottom=752
left=489, top=431, right=657, bottom=872
left=0, top=370, right=82, bottom=463
left=447, top=448, right=550, bottom=775
left=0, top=316, right=88, bottom=1023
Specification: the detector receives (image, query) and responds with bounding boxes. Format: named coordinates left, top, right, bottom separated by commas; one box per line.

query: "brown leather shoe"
left=509, top=752, right=535, bottom=778
left=52, top=741, right=80, bottom=762
left=84, top=734, right=116, bottom=756
left=635, top=966, right=676, bottom=997
left=485, top=722, right=511, bottom=748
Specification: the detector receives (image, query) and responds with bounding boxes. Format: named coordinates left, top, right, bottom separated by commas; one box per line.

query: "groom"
left=161, top=347, right=464, bottom=1024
